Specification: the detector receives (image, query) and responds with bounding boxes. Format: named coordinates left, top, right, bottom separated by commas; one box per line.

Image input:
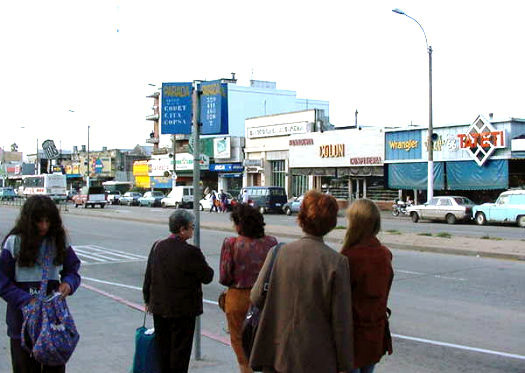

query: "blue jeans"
left=350, top=364, right=375, bottom=373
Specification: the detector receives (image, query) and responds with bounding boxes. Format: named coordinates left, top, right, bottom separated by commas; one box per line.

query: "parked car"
left=106, top=190, right=122, bottom=205
left=407, top=196, right=475, bottom=224
left=161, top=186, right=193, bottom=208
left=138, top=191, right=165, bottom=207
left=120, top=192, right=142, bottom=206
left=473, top=190, right=525, bottom=227
left=72, top=186, right=108, bottom=208
left=0, top=187, right=17, bottom=201
left=242, top=186, right=287, bottom=214
left=282, top=194, right=304, bottom=215
left=199, top=191, right=235, bottom=211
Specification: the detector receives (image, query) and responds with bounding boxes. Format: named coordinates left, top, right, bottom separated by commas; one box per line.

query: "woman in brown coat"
left=340, top=199, right=394, bottom=373
left=250, top=190, right=354, bottom=373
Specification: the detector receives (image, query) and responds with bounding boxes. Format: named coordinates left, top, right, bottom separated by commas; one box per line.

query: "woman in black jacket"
left=143, top=210, right=214, bottom=373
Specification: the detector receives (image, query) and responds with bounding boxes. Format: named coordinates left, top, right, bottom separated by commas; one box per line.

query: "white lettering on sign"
left=247, top=122, right=308, bottom=138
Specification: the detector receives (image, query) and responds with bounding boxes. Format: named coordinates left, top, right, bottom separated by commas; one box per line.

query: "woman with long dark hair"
left=0, top=195, right=81, bottom=373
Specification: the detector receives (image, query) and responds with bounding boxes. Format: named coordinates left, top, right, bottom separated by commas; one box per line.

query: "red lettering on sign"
left=457, top=131, right=504, bottom=148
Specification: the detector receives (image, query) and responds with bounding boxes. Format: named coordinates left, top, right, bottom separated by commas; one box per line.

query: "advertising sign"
left=42, top=140, right=60, bottom=159
left=161, top=82, right=193, bottom=135
left=385, top=130, right=422, bottom=161
left=200, top=80, right=228, bottom=135
left=213, top=137, right=231, bottom=159
left=209, top=163, right=243, bottom=172
left=247, top=122, right=309, bottom=139
left=457, top=115, right=506, bottom=166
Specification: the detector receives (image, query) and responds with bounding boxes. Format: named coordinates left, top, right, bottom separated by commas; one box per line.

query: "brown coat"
left=249, top=235, right=354, bottom=373
left=340, top=236, right=393, bottom=368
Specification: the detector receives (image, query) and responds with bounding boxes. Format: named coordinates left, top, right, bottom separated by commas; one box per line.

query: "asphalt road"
left=0, top=208, right=524, bottom=372
left=108, top=203, right=525, bottom=240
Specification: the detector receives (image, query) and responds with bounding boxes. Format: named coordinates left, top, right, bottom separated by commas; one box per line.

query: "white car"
left=407, top=196, right=475, bottom=224
left=161, top=186, right=194, bottom=208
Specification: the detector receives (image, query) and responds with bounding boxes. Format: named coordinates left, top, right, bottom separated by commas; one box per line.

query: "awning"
left=446, top=159, right=508, bottom=190
left=388, top=162, right=445, bottom=190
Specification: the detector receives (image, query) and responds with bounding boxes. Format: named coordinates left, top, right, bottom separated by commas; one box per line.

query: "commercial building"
left=384, top=115, right=525, bottom=203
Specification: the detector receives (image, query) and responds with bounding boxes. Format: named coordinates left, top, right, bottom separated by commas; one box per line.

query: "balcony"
left=146, top=114, right=159, bottom=121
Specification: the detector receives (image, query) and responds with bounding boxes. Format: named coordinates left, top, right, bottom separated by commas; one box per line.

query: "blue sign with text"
left=209, top=163, right=243, bottom=172
left=199, top=81, right=228, bottom=135
left=161, top=82, right=193, bottom=134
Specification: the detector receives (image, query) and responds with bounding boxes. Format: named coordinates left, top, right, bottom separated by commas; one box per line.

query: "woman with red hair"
left=249, top=190, right=354, bottom=373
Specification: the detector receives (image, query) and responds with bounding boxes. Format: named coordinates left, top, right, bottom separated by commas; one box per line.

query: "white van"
left=161, top=186, right=194, bottom=208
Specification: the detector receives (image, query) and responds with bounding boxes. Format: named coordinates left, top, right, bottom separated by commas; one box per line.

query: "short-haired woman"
left=0, top=195, right=81, bottom=373
left=340, top=199, right=394, bottom=373
left=219, top=204, right=277, bottom=373
left=143, top=210, right=214, bottom=373
left=249, top=190, right=354, bottom=373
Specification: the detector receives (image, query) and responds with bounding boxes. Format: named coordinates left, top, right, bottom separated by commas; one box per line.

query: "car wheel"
left=175, top=202, right=180, bottom=209
left=475, top=212, right=486, bottom=226
left=199, top=204, right=204, bottom=211
left=446, top=213, right=456, bottom=225
left=392, top=208, right=399, bottom=217
left=284, top=207, right=292, bottom=216
left=100, top=204, right=105, bottom=209
left=161, top=202, right=166, bottom=208
left=259, top=206, right=265, bottom=215
left=517, top=215, right=525, bottom=228
left=84, top=203, right=88, bottom=209
left=411, top=212, right=419, bottom=223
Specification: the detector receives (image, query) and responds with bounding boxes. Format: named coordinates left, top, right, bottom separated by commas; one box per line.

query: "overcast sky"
left=2, top=0, right=524, bottom=156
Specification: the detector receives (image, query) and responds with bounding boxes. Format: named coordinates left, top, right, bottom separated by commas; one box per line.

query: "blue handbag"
left=131, top=313, right=161, bottom=373
left=21, top=241, right=80, bottom=366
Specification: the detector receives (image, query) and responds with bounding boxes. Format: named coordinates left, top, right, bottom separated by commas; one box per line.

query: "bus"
left=21, top=174, right=67, bottom=202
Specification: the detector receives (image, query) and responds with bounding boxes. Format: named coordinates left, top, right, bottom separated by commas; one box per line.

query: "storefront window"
left=291, top=174, right=308, bottom=197
left=270, top=160, right=286, bottom=187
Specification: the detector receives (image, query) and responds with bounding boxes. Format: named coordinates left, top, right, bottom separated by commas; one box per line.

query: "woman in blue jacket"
left=0, top=195, right=81, bottom=373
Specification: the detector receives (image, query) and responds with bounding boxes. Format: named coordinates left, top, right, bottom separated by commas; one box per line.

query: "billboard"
left=161, top=82, right=193, bottom=135
left=200, top=80, right=228, bottom=135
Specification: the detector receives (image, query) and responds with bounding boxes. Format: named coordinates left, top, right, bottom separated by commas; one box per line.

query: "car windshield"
left=152, top=192, right=164, bottom=197
left=270, top=189, right=285, bottom=196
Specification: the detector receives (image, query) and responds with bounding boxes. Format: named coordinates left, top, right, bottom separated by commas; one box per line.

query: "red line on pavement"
left=80, top=283, right=232, bottom=346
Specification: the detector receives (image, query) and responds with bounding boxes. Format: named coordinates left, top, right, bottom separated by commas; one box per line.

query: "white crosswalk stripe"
left=72, top=244, right=148, bottom=265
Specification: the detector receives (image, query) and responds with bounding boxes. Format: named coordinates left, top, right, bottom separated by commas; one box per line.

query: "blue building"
left=224, top=80, right=329, bottom=137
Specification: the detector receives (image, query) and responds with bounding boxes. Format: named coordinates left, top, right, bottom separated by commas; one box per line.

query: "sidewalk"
left=55, top=205, right=525, bottom=261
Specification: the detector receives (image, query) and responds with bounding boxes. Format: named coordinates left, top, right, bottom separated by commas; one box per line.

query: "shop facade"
left=288, top=128, right=387, bottom=200
left=384, top=115, right=525, bottom=203
left=243, top=109, right=326, bottom=197
left=209, top=136, right=244, bottom=195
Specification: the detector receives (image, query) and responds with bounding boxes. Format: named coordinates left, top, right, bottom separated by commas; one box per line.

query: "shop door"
left=253, top=173, right=261, bottom=186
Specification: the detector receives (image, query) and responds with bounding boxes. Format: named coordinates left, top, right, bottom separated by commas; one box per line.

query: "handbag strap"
left=37, top=240, right=53, bottom=300
left=262, top=242, right=284, bottom=296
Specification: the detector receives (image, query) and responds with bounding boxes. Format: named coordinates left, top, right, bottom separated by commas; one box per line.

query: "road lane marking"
left=392, top=334, right=525, bottom=360
left=73, top=245, right=147, bottom=265
left=396, top=269, right=466, bottom=281
left=81, top=276, right=525, bottom=360
left=81, top=276, right=219, bottom=305
left=80, top=283, right=229, bottom=346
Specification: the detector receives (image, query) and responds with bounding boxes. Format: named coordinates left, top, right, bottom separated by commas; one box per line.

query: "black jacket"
left=143, top=236, right=214, bottom=317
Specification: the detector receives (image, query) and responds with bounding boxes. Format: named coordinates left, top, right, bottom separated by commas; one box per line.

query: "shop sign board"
left=200, top=80, right=229, bottom=135
left=243, top=159, right=263, bottom=167
left=385, top=130, right=422, bottom=161
left=175, top=153, right=209, bottom=171
left=247, top=122, right=309, bottom=139
left=161, top=82, right=193, bottom=135
left=209, top=163, right=243, bottom=172
left=289, top=129, right=383, bottom=168
left=213, top=137, right=231, bottom=159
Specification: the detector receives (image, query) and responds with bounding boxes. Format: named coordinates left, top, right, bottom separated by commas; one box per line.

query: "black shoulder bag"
left=241, top=242, right=283, bottom=362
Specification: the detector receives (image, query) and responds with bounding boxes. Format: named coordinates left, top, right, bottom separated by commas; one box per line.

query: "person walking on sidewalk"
left=210, top=191, right=219, bottom=213
left=219, top=204, right=277, bottom=373
left=219, top=189, right=228, bottom=213
left=340, top=199, right=394, bottom=373
left=0, top=195, right=81, bottom=373
left=249, top=190, right=354, bottom=373
left=143, top=210, right=214, bottom=373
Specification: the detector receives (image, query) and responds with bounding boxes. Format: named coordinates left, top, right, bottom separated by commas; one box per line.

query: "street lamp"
left=392, top=8, right=434, bottom=201
left=68, top=109, right=91, bottom=187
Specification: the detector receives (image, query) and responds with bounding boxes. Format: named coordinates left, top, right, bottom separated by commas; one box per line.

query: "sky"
left=1, top=0, right=525, bottom=157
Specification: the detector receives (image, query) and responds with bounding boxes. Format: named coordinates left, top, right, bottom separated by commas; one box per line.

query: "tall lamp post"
left=392, top=8, right=434, bottom=201
left=68, top=109, right=91, bottom=187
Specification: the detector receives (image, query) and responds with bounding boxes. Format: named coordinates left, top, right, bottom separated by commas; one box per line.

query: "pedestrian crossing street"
left=72, top=244, right=148, bottom=265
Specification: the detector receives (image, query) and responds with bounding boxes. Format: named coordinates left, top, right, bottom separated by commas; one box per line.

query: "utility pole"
left=191, top=83, right=202, bottom=360
left=172, top=134, right=177, bottom=189
left=87, top=125, right=91, bottom=188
